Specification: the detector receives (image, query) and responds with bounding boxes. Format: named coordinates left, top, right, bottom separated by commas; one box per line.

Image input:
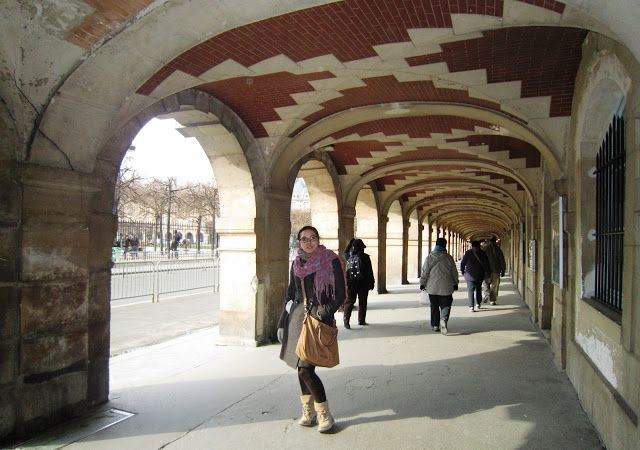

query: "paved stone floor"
left=13, top=279, right=603, bottom=449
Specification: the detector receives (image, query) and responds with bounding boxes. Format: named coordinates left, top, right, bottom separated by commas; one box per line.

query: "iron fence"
left=115, top=219, right=217, bottom=261
left=111, top=257, right=220, bottom=301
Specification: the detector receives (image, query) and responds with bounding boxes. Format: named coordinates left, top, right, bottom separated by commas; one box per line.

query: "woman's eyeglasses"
left=299, top=236, right=318, bottom=243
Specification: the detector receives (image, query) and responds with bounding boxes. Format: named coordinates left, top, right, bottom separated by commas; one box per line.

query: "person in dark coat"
left=460, top=240, right=490, bottom=312
left=419, top=237, right=459, bottom=335
left=277, top=225, right=345, bottom=433
left=343, top=238, right=375, bottom=328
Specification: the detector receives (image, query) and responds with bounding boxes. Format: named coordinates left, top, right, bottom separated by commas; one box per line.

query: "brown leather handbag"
left=295, top=279, right=339, bottom=368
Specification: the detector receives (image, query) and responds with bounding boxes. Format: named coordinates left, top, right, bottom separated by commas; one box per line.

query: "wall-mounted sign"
left=529, top=239, right=537, bottom=272
left=551, top=197, right=565, bottom=288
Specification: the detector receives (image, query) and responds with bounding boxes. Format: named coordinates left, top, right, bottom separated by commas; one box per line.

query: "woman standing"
left=277, top=226, right=346, bottom=433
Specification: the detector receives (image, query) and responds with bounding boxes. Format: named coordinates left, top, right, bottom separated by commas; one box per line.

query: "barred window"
left=594, top=114, right=625, bottom=312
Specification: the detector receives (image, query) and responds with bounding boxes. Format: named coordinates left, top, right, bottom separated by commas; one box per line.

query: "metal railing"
left=112, top=247, right=217, bottom=262
left=111, top=257, right=220, bottom=302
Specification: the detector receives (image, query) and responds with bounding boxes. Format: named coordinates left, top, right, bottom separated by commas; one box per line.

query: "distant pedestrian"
left=277, top=226, right=345, bottom=433
left=481, top=236, right=506, bottom=305
left=124, top=234, right=131, bottom=259
left=343, top=238, right=375, bottom=328
left=130, top=235, right=140, bottom=259
left=460, top=240, right=490, bottom=312
left=419, top=237, right=459, bottom=335
left=170, top=230, right=182, bottom=258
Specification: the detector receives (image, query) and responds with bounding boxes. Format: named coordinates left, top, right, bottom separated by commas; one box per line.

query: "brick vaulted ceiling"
left=123, top=0, right=588, bottom=238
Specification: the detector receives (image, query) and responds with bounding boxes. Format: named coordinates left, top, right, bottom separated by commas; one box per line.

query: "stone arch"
left=96, top=88, right=266, bottom=345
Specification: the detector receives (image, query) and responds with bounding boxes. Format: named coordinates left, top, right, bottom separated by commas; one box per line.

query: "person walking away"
left=419, top=237, right=459, bottom=335
left=277, top=226, right=346, bottom=433
left=481, top=236, right=506, bottom=305
left=460, top=240, right=490, bottom=312
left=343, top=239, right=375, bottom=328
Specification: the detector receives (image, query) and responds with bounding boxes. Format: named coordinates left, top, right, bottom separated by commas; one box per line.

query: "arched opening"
left=96, top=89, right=262, bottom=351
left=109, top=117, right=220, bottom=356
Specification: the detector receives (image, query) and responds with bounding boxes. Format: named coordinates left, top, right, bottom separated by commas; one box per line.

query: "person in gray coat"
left=277, top=226, right=345, bottom=433
left=419, top=237, right=459, bottom=335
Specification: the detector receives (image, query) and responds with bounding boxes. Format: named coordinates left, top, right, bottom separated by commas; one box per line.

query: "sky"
left=124, top=118, right=215, bottom=186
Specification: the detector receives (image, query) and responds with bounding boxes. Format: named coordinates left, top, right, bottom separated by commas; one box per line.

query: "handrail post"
left=153, top=261, right=160, bottom=303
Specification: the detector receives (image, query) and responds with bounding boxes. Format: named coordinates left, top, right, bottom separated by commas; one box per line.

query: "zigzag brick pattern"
left=137, top=0, right=505, bottom=95
left=198, top=72, right=335, bottom=137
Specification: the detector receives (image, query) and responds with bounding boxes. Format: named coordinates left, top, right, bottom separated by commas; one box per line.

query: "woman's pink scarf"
left=293, top=245, right=340, bottom=305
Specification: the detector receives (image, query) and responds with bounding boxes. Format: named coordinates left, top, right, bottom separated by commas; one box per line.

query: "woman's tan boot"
left=314, top=400, right=335, bottom=432
left=298, top=395, right=316, bottom=426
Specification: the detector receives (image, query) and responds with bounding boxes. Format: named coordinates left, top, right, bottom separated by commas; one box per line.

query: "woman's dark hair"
left=435, top=237, right=447, bottom=247
left=471, top=240, right=481, bottom=247
left=297, top=225, right=320, bottom=240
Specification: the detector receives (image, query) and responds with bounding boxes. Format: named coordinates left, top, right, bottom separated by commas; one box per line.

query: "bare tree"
left=136, top=179, right=172, bottom=251
left=114, top=163, right=142, bottom=219
left=187, top=182, right=219, bottom=252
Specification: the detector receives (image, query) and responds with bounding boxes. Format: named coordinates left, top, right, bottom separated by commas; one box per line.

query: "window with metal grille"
left=594, top=114, right=625, bottom=312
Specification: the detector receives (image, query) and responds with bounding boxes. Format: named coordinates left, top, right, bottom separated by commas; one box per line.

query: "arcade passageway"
left=1, top=1, right=639, bottom=447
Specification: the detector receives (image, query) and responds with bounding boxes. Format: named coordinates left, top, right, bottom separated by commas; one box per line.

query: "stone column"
left=338, top=206, right=356, bottom=257
left=15, top=164, right=102, bottom=436
left=401, top=218, right=410, bottom=284
left=377, top=214, right=389, bottom=294
left=428, top=219, right=434, bottom=253
left=0, top=153, right=20, bottom=438
left=417, top=223, right=424, bottom=277
left=254, top=188, right=291, bottom=344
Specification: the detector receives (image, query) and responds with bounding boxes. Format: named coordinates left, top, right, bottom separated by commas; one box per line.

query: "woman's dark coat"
left=460, top=247, right=490, bottom=282
left=278, top=257, right=345, bottom=369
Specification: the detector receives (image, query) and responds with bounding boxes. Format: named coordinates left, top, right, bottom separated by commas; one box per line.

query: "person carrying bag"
left=295, top=278, right=339, bottom=368
left=277, top=226, right=345, bottom=433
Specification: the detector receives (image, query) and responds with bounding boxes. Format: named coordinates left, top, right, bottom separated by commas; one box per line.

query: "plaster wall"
left=564, top=33, right=640, bottom=448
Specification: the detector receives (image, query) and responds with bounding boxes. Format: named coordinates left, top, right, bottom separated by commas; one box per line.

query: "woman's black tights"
left=298, top=366, right=326, bottom=403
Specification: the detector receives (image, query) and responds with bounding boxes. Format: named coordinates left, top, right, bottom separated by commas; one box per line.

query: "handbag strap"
left=299, top=277, right=311, bottom=312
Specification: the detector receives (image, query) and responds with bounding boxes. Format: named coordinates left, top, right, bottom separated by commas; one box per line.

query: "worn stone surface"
left=17, top=371, right=87, bottom=424
left=0, top=226, right=18, bottom=282
left=21, top=282, right=87, bottom=336
left=21, top=331, right=87, bottom=376
left=87, top=319, right=109, bottom=361
left=87, top=271, right=111, bottom=326
left=0, top=385, right=16, bottom=439
left=0, top=287, right=19, bottom=339
left=0, top=339, right=17, bottom=384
